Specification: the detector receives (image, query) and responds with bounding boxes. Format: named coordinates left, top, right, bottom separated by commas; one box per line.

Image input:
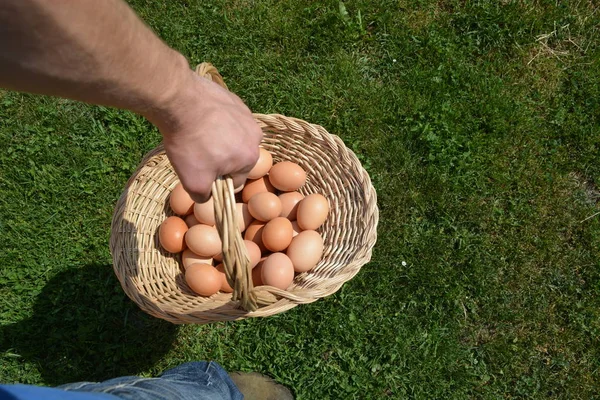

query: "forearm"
left=0, top=0, right=263, bottom=202
left=0, top=0, right=189, bottom=122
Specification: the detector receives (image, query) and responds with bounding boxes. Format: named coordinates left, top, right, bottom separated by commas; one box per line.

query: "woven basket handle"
left=195, top=62, right=257, bottom=312
left=195, top=63, right=228, bottom=90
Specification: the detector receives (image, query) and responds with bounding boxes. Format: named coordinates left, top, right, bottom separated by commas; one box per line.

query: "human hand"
left=149, top=70, right=262, bottom=203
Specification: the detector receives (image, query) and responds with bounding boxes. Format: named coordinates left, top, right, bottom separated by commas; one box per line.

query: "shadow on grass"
left=0, top=263, right=178, bottom=385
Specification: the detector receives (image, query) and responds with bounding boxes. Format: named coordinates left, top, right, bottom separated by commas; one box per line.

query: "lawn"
left=1, top=0, right=600, bottom=398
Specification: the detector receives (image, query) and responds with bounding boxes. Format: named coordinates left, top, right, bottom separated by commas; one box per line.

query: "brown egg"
left=215, top=263, right=233, bottom=293
left=214, top=252, right=223, bottom=262
left=193, top=197, right=215, bottom=226
left=286, top=230, right=324, bottom=272
left=247, top=148, right=273, bottom=180
left=291, top=221, right=302, bottom=237
left=297, top=193, right=329, bottom=230
left=252, top=259, right=265, bottom=286
left=159, top=216, right=188, bottom=253
left=185, top=224, right=222, bottom=257
left=248, top=192, right=282, bottom=222
left=261, top=253, right=295, bottom=290
left=181, top=249, right=213, bottom=269
left=236, top=203, right=254, bottom=232
left=242, top=176, right=276, bottom=203
left=169, top=183, right=195, bottom=215
left=244, top=221, right=267, bottom=252
left=268, top=162, right=306, bottom=192
left=185, top=263, right=221, bottom=296
left=262, top=217, right=293, bottom=252
left=278, top=192, right=304, bottom=220
left=184, top=214, right=200, bottom=228
left=244, top=240, right=262, bottom=268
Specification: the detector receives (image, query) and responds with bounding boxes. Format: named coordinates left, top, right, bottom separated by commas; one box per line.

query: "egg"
left=248, top=192, right=282, bottom=222
left=262, top=217, right=293, bottom=252
left=291, top=221, right=302, bottom=237
left=236, top=203, right=254, bottom=232
left=268, top=162, right=306, bottom=192
left=286, top=230, right=324, bottom=272
left=247, top=148, right=273, bottom=179
left=277, top=191, right=304, bottom=220
left=169, top=183, right=195, bottom=215
left=214, top=252, right=223, bottom=262
left=185, top=224, right=222, bottom=257
left=252, top=259, right=265, bottom=286
left=184, top=214, right=200, bottom=228
left=159, top=216, right=188, bottom=253
left=181, top=249, right=213, bottom=269
left=244, top=221, right=267, bottom=252
left=242, top=176, right=276, bottom=203
left=193, top=197, right=215, bottom=226
left=185, top=263, right=221, bottom=296
left=215, top=263, right=233, bottom=293
left=261, top=253, right=295, bottom=290
left=244, top=240, right=262, bottom=268
left=297, top=193, right=329, bottom=230
left=234, top=183, right=245, bottom=194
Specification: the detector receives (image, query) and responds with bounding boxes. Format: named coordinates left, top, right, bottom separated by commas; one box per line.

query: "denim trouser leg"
left=58, top=361, right=243, bottom=400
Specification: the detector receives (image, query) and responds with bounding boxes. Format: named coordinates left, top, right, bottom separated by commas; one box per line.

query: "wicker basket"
left=110, top=63, right=378, bottom=324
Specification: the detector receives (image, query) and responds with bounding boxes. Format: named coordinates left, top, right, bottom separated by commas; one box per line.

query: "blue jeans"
left=0, top=362, right=243, bottom=400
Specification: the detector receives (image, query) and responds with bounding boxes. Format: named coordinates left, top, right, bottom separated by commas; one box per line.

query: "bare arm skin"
left=0, top=0, right=262, bottom=202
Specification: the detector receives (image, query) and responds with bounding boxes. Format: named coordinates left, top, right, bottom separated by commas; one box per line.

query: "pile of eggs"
left=158, top=148, right=329, bottom=297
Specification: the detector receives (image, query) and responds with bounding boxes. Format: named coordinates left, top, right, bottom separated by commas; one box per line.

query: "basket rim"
left=110, top=113, right=379, bottom=324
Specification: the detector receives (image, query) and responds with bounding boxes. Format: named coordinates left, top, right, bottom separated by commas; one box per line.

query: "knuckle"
left=248, top=145, right=260, bottom=160
left=240, top=147, right=259, bottom=172
left=251, top=125, right=263, bottom=141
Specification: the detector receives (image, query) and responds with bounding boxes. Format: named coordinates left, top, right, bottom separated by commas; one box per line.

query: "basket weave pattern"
left=110, top=66, right=378, bottom=324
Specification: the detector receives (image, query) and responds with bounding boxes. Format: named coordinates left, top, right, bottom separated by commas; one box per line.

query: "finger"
left=188, top=189, right=211, bottom=204
left=181, top=178, right=213, bottom=204
left=234, top=183, right=245, bottom=194
left=231, top=173, right=249, bottom=191
left=242, top=144, right=261, bottom=173
left=247, top=120, right=264, bottom=144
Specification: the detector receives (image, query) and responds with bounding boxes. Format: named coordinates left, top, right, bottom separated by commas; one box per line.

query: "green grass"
left=1, top=0, right=600, bottom=398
